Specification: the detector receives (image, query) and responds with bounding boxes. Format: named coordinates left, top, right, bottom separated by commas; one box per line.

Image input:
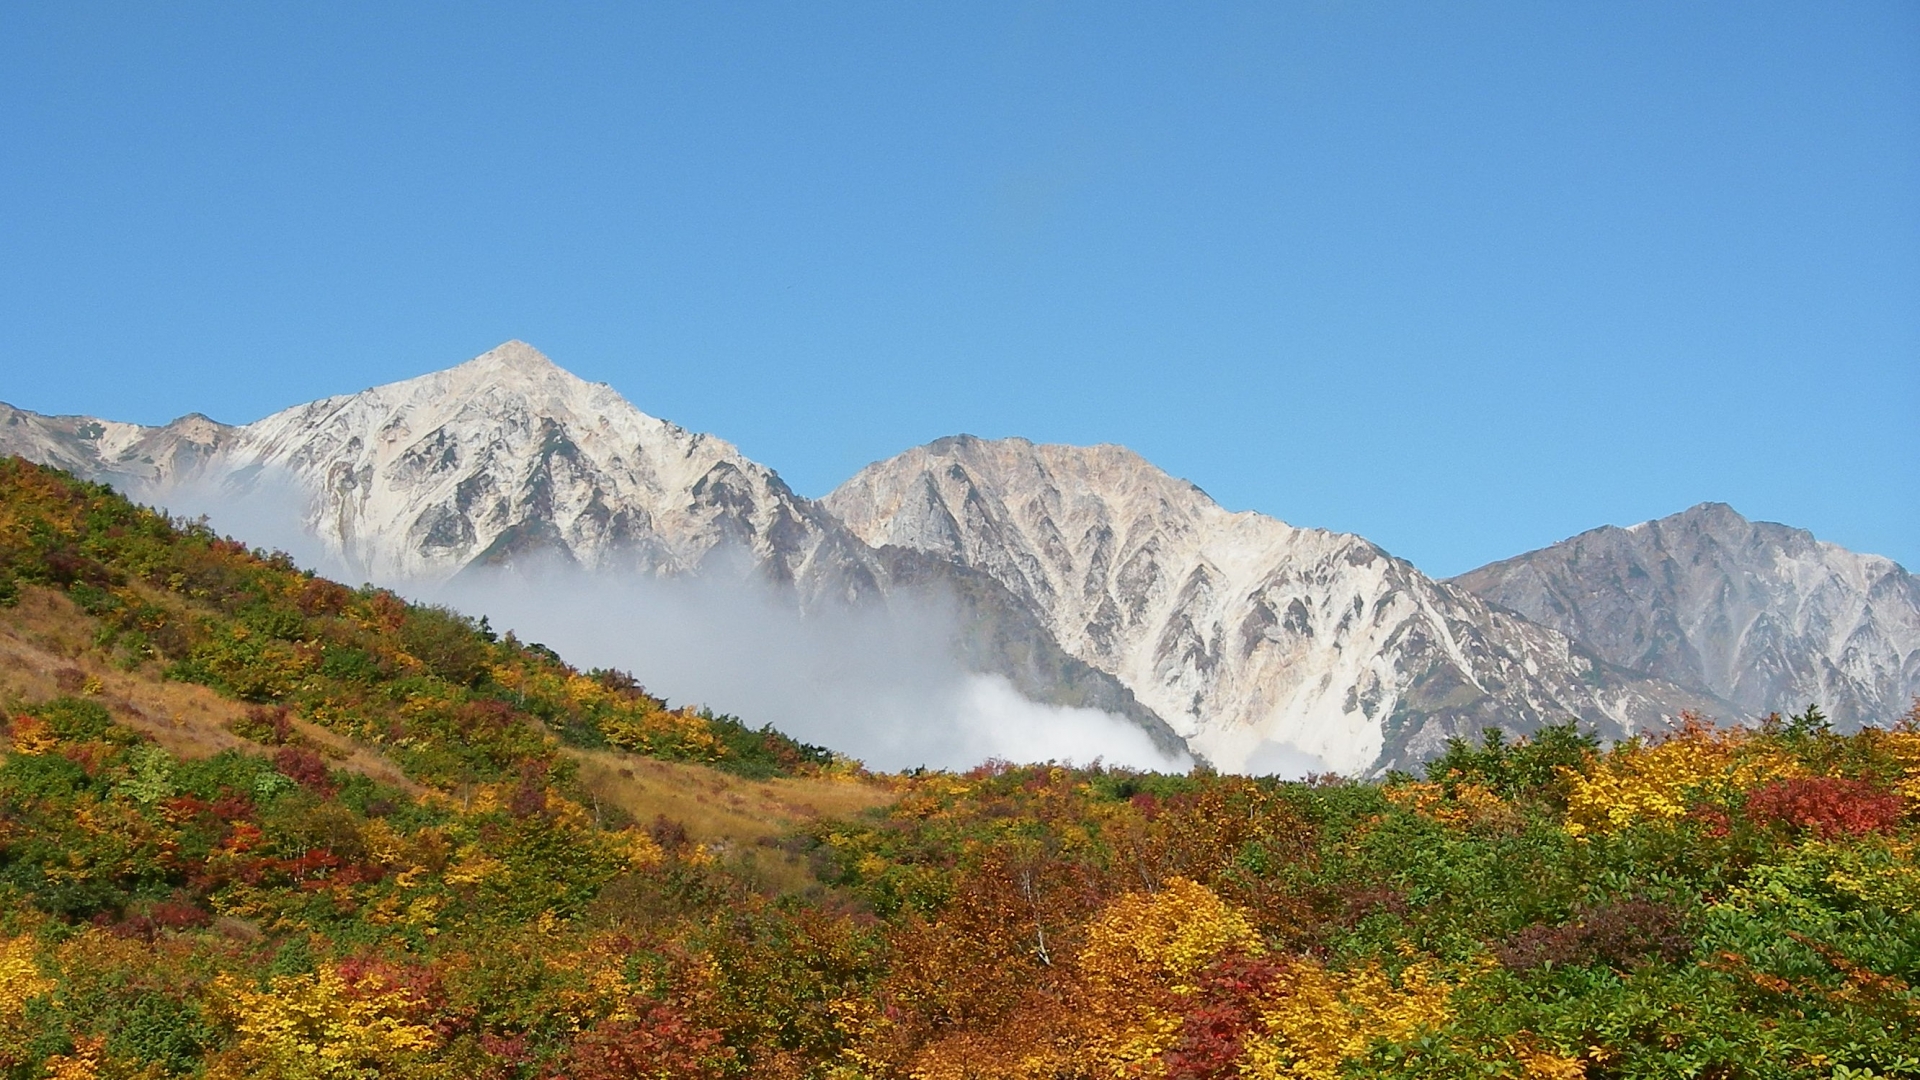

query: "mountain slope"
left=2, top=344, right=881, bottom=596
left=1452, top=502, right=1920, bottom=727
left=0, top=401, right=231, bottom=488
left=221, top=340, right=886, bottom=596
left=0, top=344, right=1181, bottom=755
left=6, top=451, right=1915, bottom=1076
left=825, top=435, right=1718, bottom=773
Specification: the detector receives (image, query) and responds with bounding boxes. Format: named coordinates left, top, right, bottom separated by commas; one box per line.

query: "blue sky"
left=3, top=2, right=1914, bottom=576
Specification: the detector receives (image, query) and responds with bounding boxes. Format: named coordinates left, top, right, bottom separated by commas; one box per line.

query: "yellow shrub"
left=1884, top=730, right=1920, bottom=803
left=1386, top=782, right=1518, bottom=830
left=441, top=843, right=504, bottom=886
left=0, top=934, right=54, bottom=1020
left=1562, top=725, right=1800, bottom=837
left=38, top=1035, right=102, bottom=1080
left=618, top=826, right=665, bottom=871
left=1800, top=837, right=1920, bottom=916
left=7, top=715, right=57, bottom=755
left=1077, top=878, right=1262, bottom=1076
left=1082, top=877, right=1262, bottom=994
left=207, top=967, right=439, bottom=1080
left=1242, top=958, right=1452, bottom=1080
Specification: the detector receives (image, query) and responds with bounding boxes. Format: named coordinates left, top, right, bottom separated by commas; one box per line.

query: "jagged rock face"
left=210, top=341, right=878, bottom=594
left=825, top=436, right=1716, bottom=773
left=28, top=346, right=1888, bottom=774
left=1453, top=503, right=1920, bottom=727
left=2, top=341, right=877, bottom=598
left=0, top=403, right=232, bottom=488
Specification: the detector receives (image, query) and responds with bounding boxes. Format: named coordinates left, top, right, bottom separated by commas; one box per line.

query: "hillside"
left=0, top=342, right=1182, bottom=762
left=2, top=457, right=1919, bottom=1078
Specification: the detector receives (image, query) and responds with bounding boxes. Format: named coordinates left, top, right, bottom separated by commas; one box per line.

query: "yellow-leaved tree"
left=1240, top=956, right=1453, bottom=1080
left=1076, top=877, right=1262, bottom=1076
left=205, top=967, right=440, bottom=1080
left=1562, top=720, right=1800, bottom=836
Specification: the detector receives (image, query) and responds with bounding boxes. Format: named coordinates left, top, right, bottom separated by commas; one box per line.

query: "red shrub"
left=1161, top=953, right=1288, bottom=1080
left=649, top=815, right=691, bottom=854
left=209, top=791, right=256, bottom=821
left=335, top=956, right=445, bottom=1021
left=1498, top=900, right=1692, bottom=971
left=273, top=746, right=336, bottom=795
left=455, top=698, right=518, bottom=732
left=294, top=577, right=352, bottom=616
left=546, top=1002, right=734, bottom=1080
left=1687, top=803, right=1733, bottom=838
left=508, top=760, right=549, bottom=819
left=98, top=896, right=211, bottom=940
left=147, top=897, right=212, bottom=931
left=476, top=1033, right=533, bottom=1080
left=1744, top=777, right=1905, bottom=838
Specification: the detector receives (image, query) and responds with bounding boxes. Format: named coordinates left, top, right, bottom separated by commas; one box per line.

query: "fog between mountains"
left=147, top=471, right=1195, bottom=774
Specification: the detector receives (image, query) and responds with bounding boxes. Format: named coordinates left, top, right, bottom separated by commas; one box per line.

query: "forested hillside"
left=1, top=457, right=1917, bottom=1078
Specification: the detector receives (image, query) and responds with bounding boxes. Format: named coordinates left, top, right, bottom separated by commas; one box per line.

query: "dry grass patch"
left=568, top=746, right=897, bottom=892
left=2, top=584, right=885, bottom=887
left=0, top=585, right=417, bottom=791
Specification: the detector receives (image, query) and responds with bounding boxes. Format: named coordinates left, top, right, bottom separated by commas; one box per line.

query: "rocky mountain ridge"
left=824, top=435, right=1720, bottom=772
left=0, top=343, right=1182, bottom=758
left=0, top=401, right=232, bottom=489
left=9, top=344, right=875, bottom=593
left=1453, top=503, right=1920, bottom=729
left=5, top=340, right=1910, bottom=772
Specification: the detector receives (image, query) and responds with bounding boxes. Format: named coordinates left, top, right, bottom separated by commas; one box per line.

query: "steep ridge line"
left=824, top=435, right=1722, bottom=773
left=1453, top=502, right=1920, bottom=729
left=1, top=343, right=1184, bottom=760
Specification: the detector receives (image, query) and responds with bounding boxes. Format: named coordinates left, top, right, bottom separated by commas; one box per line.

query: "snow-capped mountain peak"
left=9, top=343, right=1907, bottom=775
left=211, top=340, right=857, bottom=586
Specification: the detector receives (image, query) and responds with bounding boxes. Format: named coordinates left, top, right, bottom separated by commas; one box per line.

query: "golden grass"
left=0, top=585, right=418, bottom=791
left=1, top=583, right=897, bottom=892
left=567, top=747, right=897, bottom=893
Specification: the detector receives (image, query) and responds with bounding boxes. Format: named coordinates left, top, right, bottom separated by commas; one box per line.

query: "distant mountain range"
left=6, top=341, right=1914, bottom=772
left=1452, top=503, right=1920, bottom=729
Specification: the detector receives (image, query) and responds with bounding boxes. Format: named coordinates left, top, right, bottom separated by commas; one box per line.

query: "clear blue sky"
left=3, top=2, right=1914, bottom=576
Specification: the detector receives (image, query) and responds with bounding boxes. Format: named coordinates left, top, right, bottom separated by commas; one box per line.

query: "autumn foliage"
left=1744, top=775, right=1906, bottom=838
left=1, top=457, right=1919, bottom=1078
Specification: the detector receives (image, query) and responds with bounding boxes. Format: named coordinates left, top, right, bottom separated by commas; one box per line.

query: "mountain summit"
left=1453, top=503, right=1920, bottom=727
left=194, top=340, right=874, bottom=590
left=825, top=434, right=1717, bottom=772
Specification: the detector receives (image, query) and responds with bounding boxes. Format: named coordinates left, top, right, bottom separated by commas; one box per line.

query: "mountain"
left=0, top=342, right=1182, bottom=756
left=220, top=341, right=888, bottom=594
left=32, top=342, right=1907, bottom=774
left=7, top=343, right=887, bottom=598
left=0, top=401, right=231, bottom=488
left=824, top=435, right=1718, bottom=773
left=1452, top=503, right=1920, bottom=727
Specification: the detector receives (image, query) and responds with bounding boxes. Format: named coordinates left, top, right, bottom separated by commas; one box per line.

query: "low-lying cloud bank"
left=432, top=568, right=1191, bottom=773
left=149, top=473, right=1192, bottom=773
